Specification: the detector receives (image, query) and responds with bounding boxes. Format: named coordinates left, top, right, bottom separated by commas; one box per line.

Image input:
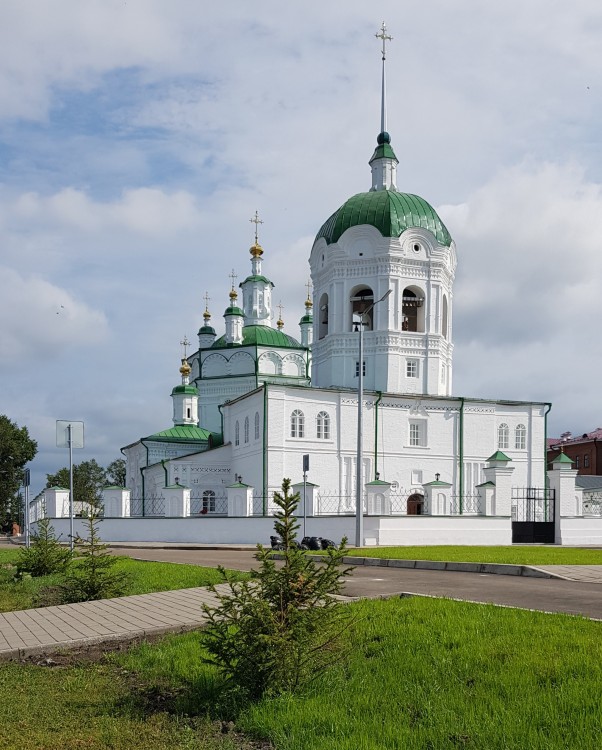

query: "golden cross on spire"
left=305, top=278, right=312, bottom=301
left=249, top=210, right=264, bottom=244
left=278, top=301, right=284, bottom=319
left=180, top=335, right=190, bottom=358
left=229, top=269, right=238, bottom=291
left=203, top=291, right=211, bottom=313
left=376, top=21, right=392, bottom=61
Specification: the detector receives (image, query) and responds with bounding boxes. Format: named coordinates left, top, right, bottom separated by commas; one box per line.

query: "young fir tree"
left=60, top=506, right=130, bottom=603
left=201, top=478, right=353, bottom=701
left=16, top=517, right=71, bottom=577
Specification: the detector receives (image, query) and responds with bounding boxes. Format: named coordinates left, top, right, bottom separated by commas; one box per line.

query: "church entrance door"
left=407, top=493, right=424, bottom=515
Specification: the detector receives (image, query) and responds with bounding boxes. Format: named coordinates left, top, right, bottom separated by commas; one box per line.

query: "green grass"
left=239, top=598, right=602, bottom=749
left=341, top=544, right=602, bottom=565
left=0, top=548, right=246, bottom=612
left=1, top=597, right=599, bottom=749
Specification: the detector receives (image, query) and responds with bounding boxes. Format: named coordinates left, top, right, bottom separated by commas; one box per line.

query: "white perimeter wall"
left=43, top=515, right=514, bottom=546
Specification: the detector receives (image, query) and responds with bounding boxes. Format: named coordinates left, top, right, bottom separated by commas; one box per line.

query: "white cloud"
left=0, top=267, right=109, bottom=365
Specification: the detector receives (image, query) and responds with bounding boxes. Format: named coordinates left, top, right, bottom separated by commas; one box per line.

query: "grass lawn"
left=342, top=545, right=602, bottom=565
left=0, top=597, right=600, bottom=749
left=0, top=548, right=246, bottom=613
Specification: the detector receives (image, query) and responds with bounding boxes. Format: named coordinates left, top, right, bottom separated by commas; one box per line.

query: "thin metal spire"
left=375, top=21, right=393, bottom=134
left=180, top=335, right=190, bottom=358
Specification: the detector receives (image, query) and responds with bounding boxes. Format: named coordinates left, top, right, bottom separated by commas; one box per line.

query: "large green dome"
left=315, top=189, right=452, bottom=247
left=211, top=324, right=304, bottom=349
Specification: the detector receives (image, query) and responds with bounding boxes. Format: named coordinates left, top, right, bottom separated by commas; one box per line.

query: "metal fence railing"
left=583, top=492, right=602, bottom=517
left=190, top=493, right=228, bottom=515
left=315, top=492, right=355, bottom=515
left=511, top=487, right=554, bottom=522
left=449, top=493, right=484, bottom=515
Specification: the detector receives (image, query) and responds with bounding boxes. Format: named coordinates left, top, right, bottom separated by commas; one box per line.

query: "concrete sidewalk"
left=0, top=585, right=225, bottom=662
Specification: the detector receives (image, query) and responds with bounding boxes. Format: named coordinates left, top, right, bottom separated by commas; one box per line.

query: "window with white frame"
left=409, top=420, right=426, bottom=447
left=355, top=361, right=366, bottom=377
left=234, top=420, right=240, bottom=446
left=254, top=411, right=260, bottom=440
left=202, top=489, right=216, bottom=512
left=515, top=424, right=526, bottom=450
left=498, top=423, right=509, bottom=450
left=406, top=359, right=419, bottom=378
left=244, top=416, right=249, bottom=444
left=291, top=409, right=304, bottom=438
left=317, top=411, right=330, bottom=439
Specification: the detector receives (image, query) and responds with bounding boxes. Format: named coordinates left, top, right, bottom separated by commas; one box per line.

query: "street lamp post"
left=355, top=288, right=392, bottom=547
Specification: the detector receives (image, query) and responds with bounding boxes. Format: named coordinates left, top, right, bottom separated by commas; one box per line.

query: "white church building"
left=39, top=27, right=600, bottom=546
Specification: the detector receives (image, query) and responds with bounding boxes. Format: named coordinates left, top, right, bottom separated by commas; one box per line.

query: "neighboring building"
left=547, top=429, right=602, bottom=474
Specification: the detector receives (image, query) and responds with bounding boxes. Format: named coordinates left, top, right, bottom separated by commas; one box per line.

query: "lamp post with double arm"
left=355, top=288, right=392, bottom=547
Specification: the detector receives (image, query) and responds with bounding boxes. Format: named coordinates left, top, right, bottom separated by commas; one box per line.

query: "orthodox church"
left=122, top=26, right=547, bottom=529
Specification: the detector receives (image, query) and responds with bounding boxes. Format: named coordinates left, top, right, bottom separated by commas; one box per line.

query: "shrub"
left=60, top=506, right=130, bottom=603
left=16, top=517, right=71, bottom=577
left=201, top=478, right=353, bottom=701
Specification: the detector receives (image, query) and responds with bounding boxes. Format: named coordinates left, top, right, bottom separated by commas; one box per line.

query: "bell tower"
left=309, top=23, right=456, bottom=397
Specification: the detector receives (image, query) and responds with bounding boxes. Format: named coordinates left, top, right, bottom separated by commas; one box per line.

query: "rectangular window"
left=575, top=456, right=580, bottom=469
left=406, top=359, right=419, bottom=378
left=584, top=454, right=590, bottom=468
left=355, top=361, right=366, bottom=377
left=409, top=420, right=426, bottom=447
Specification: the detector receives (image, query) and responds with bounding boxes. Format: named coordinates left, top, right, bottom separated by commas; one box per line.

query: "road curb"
left=273, top=554, right=567, bottom=579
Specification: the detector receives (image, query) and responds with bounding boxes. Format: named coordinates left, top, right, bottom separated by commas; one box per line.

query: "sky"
left=1, top=0, right=602, bottom=494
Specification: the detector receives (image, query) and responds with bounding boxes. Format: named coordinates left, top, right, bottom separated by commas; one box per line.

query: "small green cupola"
left=239, top=211, right=275, bottom=327
left=299, top=291, right=313, bottom=347
left=171, top=357, right=199, bottom=426
left=370, top=130, right=399, bottom=192
left=198, top=294, right=216, bottom=349
left=224, top=283, right=244, bottom=345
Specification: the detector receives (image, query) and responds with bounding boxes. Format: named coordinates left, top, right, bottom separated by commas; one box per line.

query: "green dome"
left=211, top=325, right=303, bottom=349
left=315, top=190, right=452, bottom=247
left=171, top=384, right=199, bottom=396
left=198, top=325, right=216, bottom=335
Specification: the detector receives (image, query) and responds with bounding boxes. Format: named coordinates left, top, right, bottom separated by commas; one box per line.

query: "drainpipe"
left=544, top=403, right=552, bottom=486
left=140, top=440, right=149, bottom=517
left=160, top=459, right=169, bottom=486
left=263, top=382, right=268, bottom=515
left=217, top=403, right=225, bottom=443
left=459, top=398, right=465, bottom=514
left=255, top=348, right=259, bottom=389
left=374, top=391, right=383, bottom=479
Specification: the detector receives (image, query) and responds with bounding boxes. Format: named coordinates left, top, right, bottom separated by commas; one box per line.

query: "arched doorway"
left=407, top=493, right=424, bottom=515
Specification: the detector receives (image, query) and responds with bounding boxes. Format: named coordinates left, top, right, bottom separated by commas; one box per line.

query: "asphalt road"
left=110, top=547, right=602, bottom=620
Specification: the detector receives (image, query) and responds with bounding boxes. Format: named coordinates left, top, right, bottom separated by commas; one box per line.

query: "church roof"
left=145, top=425, right=213, bottom=442
left=211, top=324, right=304, bottom=349
left=315, top=189, right=452, bottom=247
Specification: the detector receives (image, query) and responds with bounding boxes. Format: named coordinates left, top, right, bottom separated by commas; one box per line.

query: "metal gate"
left=511, top=487, right=555, bottom=544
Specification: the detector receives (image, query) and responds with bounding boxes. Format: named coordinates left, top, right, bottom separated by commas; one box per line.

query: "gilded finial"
left=179, top=357, right=191, bottom=383
left=277, top=301, right=284, bottom=330
left=203, top=292, right=211, bottom=321
left=228, top=269, right=238, bottom=301
left=305, top=279, right=313, bottom=310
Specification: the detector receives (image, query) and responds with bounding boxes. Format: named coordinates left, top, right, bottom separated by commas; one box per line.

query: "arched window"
left=317, top=411, right=330, bottom=439
left=244, top=416, right=249, bottom=444
left=235, top=420, right=240, bottom=446
left=350, top=287, right=374, bottom=331
left=498, top=423, right=509, bottom=450
left=291, top=410, right=304, bottom=438
left=402, top=287, right=425, bottom=332
left=254, top=411, right=260, bottom=440
left=442, top=294, right=448, bottom=339
left=202, top=490, right=216, bottom=513
left=319, top=293, right=329, bottom=340
left=515, top=424, right=526, bottom=450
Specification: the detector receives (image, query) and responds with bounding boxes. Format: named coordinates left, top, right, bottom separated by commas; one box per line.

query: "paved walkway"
left=0, top=586, right=224, bottom=661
